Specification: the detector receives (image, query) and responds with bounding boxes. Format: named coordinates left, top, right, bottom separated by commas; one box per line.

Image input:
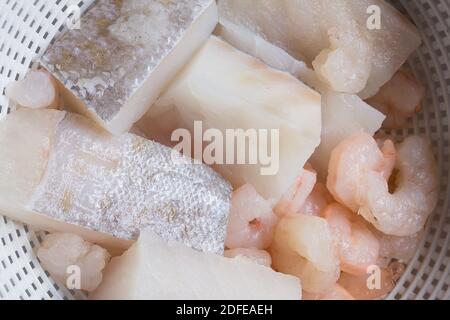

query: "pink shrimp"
left=300, top=183, right=333, bottom=216
left=367, top=70, right=426, bottom=129
left=270, top=214, right=340, bottom=294
left=303, top=284, right=355, bottom=300
left=274, top=167, right=317, bottom=217
left=327, top=133, right=396, bottom=213
left=338, top=262, right=405, bottom=300
left=225, top=184, right=278, bottom=250
left=323, top=203, right=380, bottom=275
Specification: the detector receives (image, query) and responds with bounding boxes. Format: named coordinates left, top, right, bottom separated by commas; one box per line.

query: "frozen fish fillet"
left=218, top=0, right=421, bottom=98
left=90, top=231, right=301, bottom=300
left=217, top=24, right=385, bottom=178
left=137, top=36, right=322, bottom=201
left=41, top=0, right=218, bottom=135
left=0, top=109, right=231, bottom=254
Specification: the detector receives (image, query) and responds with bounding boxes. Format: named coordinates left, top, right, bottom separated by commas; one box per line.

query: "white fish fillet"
left=218, top=0, right=421, bottom=98
left=90, top=231, right=301, bottom=300
left=137, top=36, right=322, bottom=201
left=217, top=24, right=385, bottom=178
left=41, top=0, right=218, bottom=135
left=0, top=109, right=231, bottom=255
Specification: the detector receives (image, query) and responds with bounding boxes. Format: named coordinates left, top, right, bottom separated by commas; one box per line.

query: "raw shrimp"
left=224, top=248, right=272, bottom=267
left=37, top=233, right=110, bottom=292
left=327, top=133, right=396, bottom=213
left=274, top=167, right=317, bottom=217
left=374, top=230, right=423, bottom=267
left=303, top=284, right=355, bottom=300
left=367, top=71, right=425, bottom=129
left=359, top=136, right=438, bottom=236
left=6, top=69, right=58, bottom=109
left=323, top=203, right=380, bottom=275
left=225, top=184, right=278, bottom=250
left=269, top=214, right=340, bottom=293
left=338, top=262, right=405, bottom=300
left=300, top=183, right=333, bottom=216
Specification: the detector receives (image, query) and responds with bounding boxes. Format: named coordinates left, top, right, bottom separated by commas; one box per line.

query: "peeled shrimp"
left=300, top=183, right=333, bottom=216
left=327, top=133, right=396, bottom=213
left=269, top=214, right=340, bottom=293
left=303, top=284, right=355, bottom=300
left=338, top=262, right=405, bottom=300
left=224, top=248, right=272, bottom=267
left=225, top=184, right=278, bottom=250
left=37, top=233, right=110, bottom=292
left=324, top=203, right=380, bottom=276
left=274, top=167, right=317, bottom=217
left=6, top=69, right=57, bottom=109
left=367, top=71, right=425, bottom=129
left=374, top=230, right=423, bottom=267
left=359, top=136, right=438, bottom=236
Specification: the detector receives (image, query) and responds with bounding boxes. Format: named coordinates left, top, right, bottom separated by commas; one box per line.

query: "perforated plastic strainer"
left=0, top=0, right=449, bottom=300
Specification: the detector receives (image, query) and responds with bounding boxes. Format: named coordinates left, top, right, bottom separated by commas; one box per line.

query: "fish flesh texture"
left=217, top=24, right=385, bottom=178
left=41, top=0, right=218, bottom=135
left=0, top=109, right=231, bottom=254
left=137, top=36, right=322, bottom=201
left=90, top=231, right=301, bottom=300
left=218, top=0, right=421, bottom=98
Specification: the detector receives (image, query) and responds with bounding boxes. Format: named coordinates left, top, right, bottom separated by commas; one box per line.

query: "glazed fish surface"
left=218, top=0, right=421, bottom=98
left=137, top=36, right=322, bottom=201
left=41, top=0, right=218, bottom=135
left=0, top=109, right=231, bottom=254
left=90, top=231, right=302, bottom=300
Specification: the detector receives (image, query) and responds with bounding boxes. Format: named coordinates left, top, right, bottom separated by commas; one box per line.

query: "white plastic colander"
left=0, top=0, right=449, bottom=300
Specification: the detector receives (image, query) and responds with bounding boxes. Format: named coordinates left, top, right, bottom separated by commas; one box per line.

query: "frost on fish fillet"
left=137, top=36, right=322, bottom=200
left=90, top=231, right=301, bottom=300
left=0, top=109, right=231, bottom=255
left=218, top=0, right=421, bottom=97
left=41, top=0, right=218, bottom=135
left=37, top=233, right=110, bottom=292
left=216, top=24, right=385, bottom=179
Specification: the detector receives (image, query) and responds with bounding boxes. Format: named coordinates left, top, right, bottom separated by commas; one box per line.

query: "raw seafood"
left=37, top=233, right=110, bottom=292
left=300, top=183, right=333, bottom=216
left=137, top=36, right=322, bottom=200
left=218, top=0, right=421, bottom=97
left=338, top=263, right=404, bottom=300
left=225, top=184, right=278, bottom=250
left=327, top=133, right=397, bottom=213
left=360, top=136, right=438, bottom=236
left=270, top=214, right=340, bottom=293
left=328, top=134, right=438, bottom=236
left=323, top=203, right=380, bottom=275
left=274, top=167, right=317, bottom=217
left=41, top=0, right=218, bottom=135
left=224, top=248, right=272, bottom=267
left=303, top=284, right=355, bottom=300
left=216, top=23, right=385, bottom=178
left=375, top=230, right=423, bottom=267
left=367, top=70, right=426, bottom=129
left=90, top=231, right=301, bottom=300
left=6, top=70, right=57, bottom=109
left=0, top=109, right=231, bottom=254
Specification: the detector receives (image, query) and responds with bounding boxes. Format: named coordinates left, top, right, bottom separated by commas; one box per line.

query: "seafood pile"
left=0, top=0, right=438, bottom=300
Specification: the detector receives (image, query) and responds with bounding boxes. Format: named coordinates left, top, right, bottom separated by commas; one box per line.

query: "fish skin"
left=41, top=0, right=217, bottom=134
left=4, top=110, right=231, bottom=254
